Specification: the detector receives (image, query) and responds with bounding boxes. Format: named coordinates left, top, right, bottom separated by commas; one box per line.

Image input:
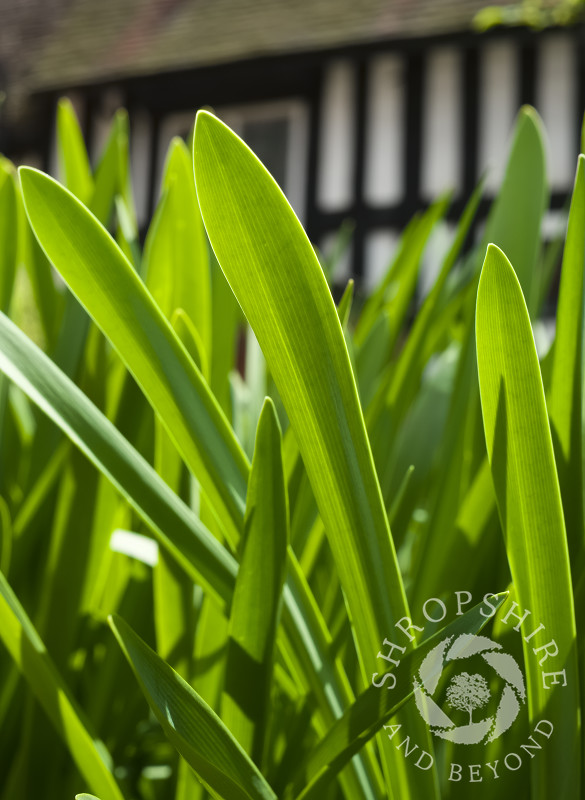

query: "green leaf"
left=0, top=570, right=124, bottom=800
left=6, top=168, right=384, bottom=795
left=19, top=165, right=248, bottom=547
left=56, top=98, right=94, bottom=205
left=0, top=162, right=18, bottom=314
left=289, top=592, right=507, bottom=800
left=90, top=109, right=129, bottom=226
left=549, top=155, right=585, bottom=559
left=209, top=246, right=242, bottom=416
left=152, top=309, right=198, bottom=681
left=337, top=279, right=354, bottom=328
left=386, top=180, right=483, bottom=422
left=222, top=399, right=289, bottom=765
left=0, top=310, right=237, bottom=604
left=481, top=106, right=548, bottom=314
left=476, top=243, right=580, bottom=799
left=0, top=308, right=380, bottom=799
left=109, top=613, right=277, bottom=800
left=21, top=206, right=62, bottom=349
left=355, top=310, right=392, bottom=409
left=164, top=137, right=211, bottom=356
left=413, top=107, right=548, bottom=608
left=355, top=215, right=418, bottom=343
left=0, top=496, right=11, bottom=575
left=194, top=110, right=438, bottom=799
left=144, top=138, right=211, bottom=360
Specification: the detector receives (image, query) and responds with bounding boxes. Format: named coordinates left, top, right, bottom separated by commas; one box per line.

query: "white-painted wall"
left=317, top=60, right=356, bottom=211
left=478, top=39, right=518, bottom=193
left=421, top=48, right=463, bottom=198
left=364, top=229, right=399, bottom=291
left=537, top=33, right=577, bottom=191
left=320, top=231, right=353, bottom=284
left=364, top=55, right=405, bottom=206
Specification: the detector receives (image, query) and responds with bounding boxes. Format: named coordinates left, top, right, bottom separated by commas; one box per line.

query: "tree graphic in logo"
left=413, top=633, right=526, bottom=745
left=446, top=672, right=490, bottom=725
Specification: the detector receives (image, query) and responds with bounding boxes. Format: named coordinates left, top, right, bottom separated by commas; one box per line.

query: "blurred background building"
left=1, top=0, right=582, bottom=287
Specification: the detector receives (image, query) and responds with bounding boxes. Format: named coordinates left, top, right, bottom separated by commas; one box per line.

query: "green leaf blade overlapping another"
left=19, top=166, right=247, bottom=547
left=222, top=398, right=289, bottom=765
left=0, top=311, right=237, bottom=604
left=0, top=570, right=124, bottom=800
left=109, top=613, right=277, bottom=800
left=194, top=110, right=438, bottom=799
left=0, top=161, right=18, bottom=315
left=56, top=97, right=94, bottom=205
left=476, top=244, right=580, bottom=799
left=549, top=154, right=585, bottom=560
left=480, top=106, right=548, bottom=314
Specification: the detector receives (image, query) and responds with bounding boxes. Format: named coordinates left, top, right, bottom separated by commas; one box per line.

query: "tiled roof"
left=4, top=0, right=526, bottom=95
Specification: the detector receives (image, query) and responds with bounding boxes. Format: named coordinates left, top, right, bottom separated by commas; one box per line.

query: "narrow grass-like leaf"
left=0, top=310, right=237, bottom=603
left=0, top=497, right=11, bottom=576
left=144, top=138, right=211, bottom=360
left=90, top=109, right=129, bottom=226
left=414, top=108, right=548, bottom=608
left=337, top=279, right=354, bottom=327
left=549, top=155, right=585, bottom=559
left=21, top=210, right=62, bottom=349
left=0, top=570, right=124, bottom=800
left=194, top=111, right=438, bottom=799
left=109, top=613, right=277, bottom=800
left=0, top=308, right=381, bottom=799
left=222, top=399, right=289, bottom=765
left=0, top=163, right=19, bottom=503
left=481, top=106, right=547, bottom=313
left=0, top=161, right=17, bottom=313
left=386, top=180, right=483, bottom=421
left=476, top=244, right=580, bottom=799
left=355, top=216, right=418, bottom=344
left=19, top=166, right=247, bottom=546
left=56, top=98, right=94, bottom=204
left=163, top=138, right=211, bottom=355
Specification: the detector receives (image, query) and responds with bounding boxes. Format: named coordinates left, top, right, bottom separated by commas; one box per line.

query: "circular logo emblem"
left=413, top=633, right=526, bottom=745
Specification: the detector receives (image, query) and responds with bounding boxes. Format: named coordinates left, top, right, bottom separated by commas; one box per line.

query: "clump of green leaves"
left=0, top=98, right=582, bottom=800
left=475, top=0, right=585, bottom=29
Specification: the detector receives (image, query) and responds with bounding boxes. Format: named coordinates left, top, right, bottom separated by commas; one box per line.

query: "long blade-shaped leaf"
left=222, top=399, right=289, bottom=764
left=0, top=162, right=17, bottom=314
left=148, top=137, right=211, bottom=357
left=481, top=106, right=548, bottom=314
left=194, top=110, right=438, bottom=798
left=56, top=98, right=94, bottom=204
left=90, top=109, right=129, bottom=227
left=413, top=106, right=548, bottom=609
left=109, top=613, right=277, bottom=800
left=0, top=310, right=236, bottom=603
left=549, top=155, right=585, bottom=560
left=19, top=166, right=247, bottom=546
left=0, top=307, right=382, bottom=800
left=476, top=243, right=580, bottom=799
left=0, top=570, right=124, bottom=800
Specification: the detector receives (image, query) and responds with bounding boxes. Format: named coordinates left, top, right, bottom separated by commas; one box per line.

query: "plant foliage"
left=0, top=98, right=581, bottom=800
